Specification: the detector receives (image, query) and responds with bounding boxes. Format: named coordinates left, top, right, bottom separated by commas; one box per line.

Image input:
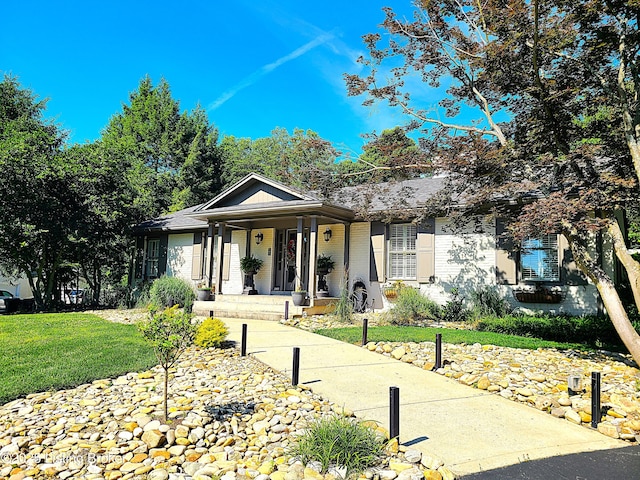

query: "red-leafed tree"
left=345, top=0, right=640, bottom=363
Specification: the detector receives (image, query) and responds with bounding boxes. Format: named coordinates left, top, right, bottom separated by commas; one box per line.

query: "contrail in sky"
left=207, top=31, right=335, bottom=112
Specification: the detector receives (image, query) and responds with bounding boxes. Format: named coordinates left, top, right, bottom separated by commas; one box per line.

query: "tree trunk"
left=26, top=272, right=43, bottom=311
left=608, top=220, right=640, bottom=311
left=569, top=232, right=640, bottom=366
left=163, top=367, right=169, bottom=422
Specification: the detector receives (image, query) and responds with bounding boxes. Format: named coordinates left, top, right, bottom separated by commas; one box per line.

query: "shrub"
left=148, top=275, right=196, bottom=313
left=474, top=314, right=620, bottom=347
left=442, top=288, right=470, bottom=322
left=132, top=280, right=153, bottom=308
left=470, top=286, right=512, bottom=317
left=332, top=275, right=354, bottom=323
left=389, top=287, right=441, bottom=325
left=195, top=317, right=229, bottom=348
left=288, top=415, right=386, bottom=477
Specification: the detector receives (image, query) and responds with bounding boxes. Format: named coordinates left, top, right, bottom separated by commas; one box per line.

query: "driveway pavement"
left=223, top=318, right=627, bottom=477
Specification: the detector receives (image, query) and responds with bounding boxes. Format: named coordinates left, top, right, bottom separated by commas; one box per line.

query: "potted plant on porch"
left=196, top=283, right=213, bottom=301
left=316, top=254, right=335, bottom=297
left=240, top=254, right=264, bottom=295
left=291, top=285, right=308, bottom=306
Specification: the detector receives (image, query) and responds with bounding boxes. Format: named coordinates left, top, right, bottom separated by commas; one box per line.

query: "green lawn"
left=0, top=313, right=157, bottom=405
left=315, top=325, right=593, bottom=351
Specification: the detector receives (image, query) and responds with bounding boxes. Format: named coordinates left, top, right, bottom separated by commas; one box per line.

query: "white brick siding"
left=166, top=234, right=194, bottom=283
left=317, top=223, right=346, bottom=298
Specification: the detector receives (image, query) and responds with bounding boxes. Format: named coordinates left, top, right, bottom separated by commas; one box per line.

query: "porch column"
left=215, top=223, right=225, bottom=294
left=296, top=217, right=304, bottom=291
left=141, top=235, right=148, bottom=281
left=344, top=222, right=351, bottom=274
left=308, top=217, right=318, bottom=305
left=205, top=223, right=214, bottom=287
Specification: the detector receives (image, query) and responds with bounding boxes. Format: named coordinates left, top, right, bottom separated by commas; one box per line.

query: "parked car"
left=0, top=290, right=21, bottom=313
left=68, top=289, right=84, bottom=305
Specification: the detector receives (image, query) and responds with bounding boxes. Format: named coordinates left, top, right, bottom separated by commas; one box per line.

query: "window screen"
left=389, top=224, right=417, bottom=279
left=521, top=235, right=559, bottom=281
left=146, top=239, right=160, bottom=278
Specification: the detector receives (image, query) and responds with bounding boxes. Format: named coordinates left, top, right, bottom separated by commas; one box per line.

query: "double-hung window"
left=146, top=239, right=160, bottom=278
left=389, top=224, right=417, bottom=279
left=521, top=235, right=559, bottom=281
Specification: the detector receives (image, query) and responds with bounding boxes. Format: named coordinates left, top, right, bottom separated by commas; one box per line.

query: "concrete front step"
left=193, top=295, right=337, bottom=320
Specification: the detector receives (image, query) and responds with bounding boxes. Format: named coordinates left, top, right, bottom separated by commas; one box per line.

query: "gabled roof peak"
left=194, top=173, right=321, bottom=212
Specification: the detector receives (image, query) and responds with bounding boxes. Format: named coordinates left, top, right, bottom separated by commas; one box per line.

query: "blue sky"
left=2, top=0, right=419, bottom=157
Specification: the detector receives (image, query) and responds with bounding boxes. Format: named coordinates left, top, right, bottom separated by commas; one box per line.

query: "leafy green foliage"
left=194, top=317, right=229, bottom=348
left=240, top=254, right=264, bottom=273
left=102, top=76, right=223, bottom=217
left=315, top=326, right=605, bottom=352
left=332, top=276, right=354, bottom=323
left=0, top=313, right=156, bottom=404
left=149, top=275, right=196, bottom=312
left=317, top=254, right=335, bottom=272
left=442, top=288, right=470, bottom=323
left=219, top=127, right=338, bottom=194
left=470, top=287, right=512, bottom=318
left=61, top=142, right=137, bottom=305
left=340, top=127, right=432, bottom=185
left=347, top=0, right=640, bottom=365
left=138, top=305, right=196, bottom=369
left=0, top=75, right=70, bottom=309
left=288, top=415, right=386, bottom=477
left=474, top=314, right=621, bottom=347
left=388, top=287, right=441, bottom=325
left=138, top=305, right=196, bottom=420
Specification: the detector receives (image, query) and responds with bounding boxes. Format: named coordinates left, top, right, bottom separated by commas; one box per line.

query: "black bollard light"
left=591, top=371, right=601, bottom=429
left=434, top=333, right=442, bottom=370
left=209, top=310, right=214, bottom=318
left=292, top=347, right=300, bottom=386
left=362, top=318, right=369, bottom=346
left=390, top=386, right=400, bottom=441
left=241, top=323, right=247, bottom=357
left=284, top=301, right=289, bottom=322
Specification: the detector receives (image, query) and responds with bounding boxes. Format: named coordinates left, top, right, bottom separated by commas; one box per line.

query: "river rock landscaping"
left=288, top=315, right=640, bottom=443
left=0, top=322, right=454, bottom=480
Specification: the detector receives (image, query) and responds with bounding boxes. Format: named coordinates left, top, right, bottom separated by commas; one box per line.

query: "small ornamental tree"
left=139, top=305, right=196, bottom=421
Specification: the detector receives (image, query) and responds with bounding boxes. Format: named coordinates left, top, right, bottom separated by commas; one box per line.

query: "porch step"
left=193, top=295, right=337, bottom=321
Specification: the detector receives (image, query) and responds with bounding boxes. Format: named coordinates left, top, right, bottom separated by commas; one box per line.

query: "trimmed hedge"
left=474, top=314, right=621, bottom=347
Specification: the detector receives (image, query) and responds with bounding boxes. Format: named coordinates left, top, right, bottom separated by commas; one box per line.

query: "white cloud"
left=207, top=32, right=335, bottom=112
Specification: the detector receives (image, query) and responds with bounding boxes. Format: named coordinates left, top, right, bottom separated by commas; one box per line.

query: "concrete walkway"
left=222, top=318, right=626, bottom=477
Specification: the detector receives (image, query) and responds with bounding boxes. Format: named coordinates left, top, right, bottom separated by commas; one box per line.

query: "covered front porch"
left=189, top=174, right=354, bottom=304
left=193, top=294, right=337, bottom=321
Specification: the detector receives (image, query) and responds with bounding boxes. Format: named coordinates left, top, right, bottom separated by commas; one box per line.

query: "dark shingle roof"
left=134, top=176, right=450, bottom=233
left=331, top=176, right=449, bottom=213
left=133, top=204, right=208, bottom=233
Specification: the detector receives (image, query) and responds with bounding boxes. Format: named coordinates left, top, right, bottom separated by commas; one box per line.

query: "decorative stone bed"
left=0, top=310, right=456, bottom=480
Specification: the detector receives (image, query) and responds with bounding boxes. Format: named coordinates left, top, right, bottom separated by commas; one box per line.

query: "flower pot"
left=291, top=291, right=307, bottom=306
left=515, top=292, right=562, bottom=304
left=197, top=289, right=211, bottom=301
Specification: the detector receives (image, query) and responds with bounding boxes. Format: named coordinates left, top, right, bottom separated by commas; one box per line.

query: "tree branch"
left=341, top=162, right=434, bottom=177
